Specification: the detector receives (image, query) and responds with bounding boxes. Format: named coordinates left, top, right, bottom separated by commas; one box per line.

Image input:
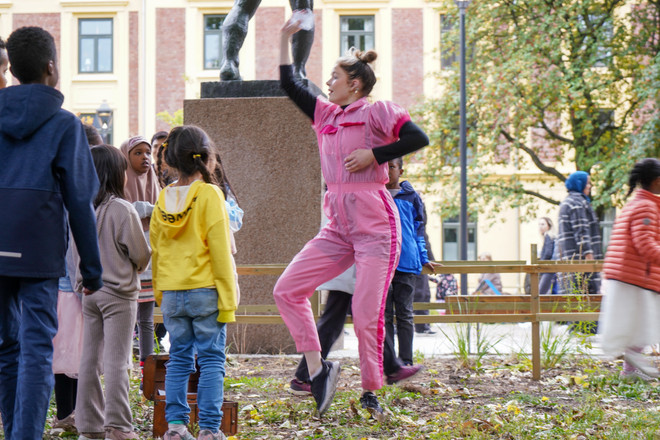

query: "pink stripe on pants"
left=273, top=184, right=400, bottom=390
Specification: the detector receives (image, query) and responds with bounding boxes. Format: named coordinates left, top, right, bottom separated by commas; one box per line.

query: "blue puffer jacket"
left=0, top=84, right=102, bottom=290
left=393, top=180, right=429, bottom=274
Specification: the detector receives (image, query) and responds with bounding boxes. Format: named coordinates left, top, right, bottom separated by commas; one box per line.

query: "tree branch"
left=500, top=128, right=567, bottom=181
left=539, top=118, right=574, bottom=144
left=523, top=189, right=561, bottom=205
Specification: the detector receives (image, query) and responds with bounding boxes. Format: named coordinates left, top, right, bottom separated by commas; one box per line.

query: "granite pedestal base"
left=184, top=87, right=322, bottom=354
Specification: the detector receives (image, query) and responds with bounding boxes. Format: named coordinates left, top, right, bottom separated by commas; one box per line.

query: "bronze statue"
left=221, top=0, right=314, bottom=81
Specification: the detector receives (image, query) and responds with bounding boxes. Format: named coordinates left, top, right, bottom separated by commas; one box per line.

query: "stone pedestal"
left=184, top=81, right=323, bottom=354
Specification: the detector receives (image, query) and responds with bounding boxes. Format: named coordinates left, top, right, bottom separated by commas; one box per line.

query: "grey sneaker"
left=310, top=360, right=341, bottom=416
left=52, top=412, right=77, bottom=434
left=163, top=429, right=196, bottom=440
left=197, top=429, right=227, bottom=440
left=104, top=427, right=138, bottom=440
left=78, top=433, right=105, bottom=440
left=621, top=366, right=656, bottom=382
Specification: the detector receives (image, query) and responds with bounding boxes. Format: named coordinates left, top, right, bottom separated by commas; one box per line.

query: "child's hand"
left=423, top=261, right=443, bottom=274
left=344, top=149, right=375, bottom=173
left=83, top=287, right=96, bottom=296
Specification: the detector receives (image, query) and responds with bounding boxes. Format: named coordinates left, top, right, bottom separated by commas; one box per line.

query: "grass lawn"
left=6, top=352, right=660, bottom=440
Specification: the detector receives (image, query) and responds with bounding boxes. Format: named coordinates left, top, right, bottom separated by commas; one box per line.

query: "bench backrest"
left=444, top=294, right=602, bottom=315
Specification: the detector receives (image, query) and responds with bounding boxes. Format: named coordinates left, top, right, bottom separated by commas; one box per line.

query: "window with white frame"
left=442, top=216, right=477, bottom=261
left=79, top=18, right=113, bottom=73
left=204, top=14, right=226, bottom=70
left=578, top=13, right=613, bottom=68
left=440, top=14, right=457, bottom=70
left=600, top=207, right=616, bottom=252
left=340, top=16, right=374, bottom=55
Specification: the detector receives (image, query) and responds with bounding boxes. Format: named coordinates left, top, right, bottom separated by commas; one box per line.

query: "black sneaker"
left=310, top=360, right=341, bottom=416
left=360, top=391, right=385, bottom=421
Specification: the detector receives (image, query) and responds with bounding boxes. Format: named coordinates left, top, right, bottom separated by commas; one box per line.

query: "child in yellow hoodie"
left=150, top=125, right=237, bottom=440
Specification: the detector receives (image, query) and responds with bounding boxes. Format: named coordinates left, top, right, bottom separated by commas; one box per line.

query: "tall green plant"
left=440, top=323, right=503, bottom=371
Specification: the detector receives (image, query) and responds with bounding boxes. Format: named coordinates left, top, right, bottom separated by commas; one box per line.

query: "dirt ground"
left=223, top=354, right=640, bottom=419
left=3, top=354, right=656, bottom=440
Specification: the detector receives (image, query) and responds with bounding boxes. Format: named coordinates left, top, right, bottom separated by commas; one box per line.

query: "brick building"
left=0, top=0, right=442, bottom=142
left=0, top=1, right=594, bottom=293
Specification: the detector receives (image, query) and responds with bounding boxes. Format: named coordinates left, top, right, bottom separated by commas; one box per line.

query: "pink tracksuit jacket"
left=273, top=96, right=410, bottom=390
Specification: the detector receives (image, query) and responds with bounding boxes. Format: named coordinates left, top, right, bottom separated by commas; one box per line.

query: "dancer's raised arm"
left=279, top=17, right=316, bottom=120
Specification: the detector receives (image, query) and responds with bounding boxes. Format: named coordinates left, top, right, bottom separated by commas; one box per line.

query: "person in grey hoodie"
left=0, top=26, right=102, bottom=440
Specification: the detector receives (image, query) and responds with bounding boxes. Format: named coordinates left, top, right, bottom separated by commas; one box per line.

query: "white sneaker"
left=621, top=367, right=655, bottom=382
left=624, top=351, right=659, bottom=379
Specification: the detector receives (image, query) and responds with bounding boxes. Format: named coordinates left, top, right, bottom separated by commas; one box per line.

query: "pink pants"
left=274, top=183, right=400, bottom=390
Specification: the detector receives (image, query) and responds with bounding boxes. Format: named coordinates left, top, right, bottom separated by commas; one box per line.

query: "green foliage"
left=540, top=322, right=574, bottom=368
left=414, top=0, right=660, bottom=220
left=156, top=109, right=184, bottom=128
left=440, top=322, right=503, bottom=371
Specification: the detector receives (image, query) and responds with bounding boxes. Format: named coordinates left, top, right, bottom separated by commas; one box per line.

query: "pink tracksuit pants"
left=273, top=182, right=401, bottom=390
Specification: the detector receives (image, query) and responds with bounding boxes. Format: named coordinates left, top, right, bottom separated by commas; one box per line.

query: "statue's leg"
left=290, top=0, right=314, bottom=79
left=220, top=0, right=262, bottom=80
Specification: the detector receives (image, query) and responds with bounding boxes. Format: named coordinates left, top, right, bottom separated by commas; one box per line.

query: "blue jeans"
left=161, top=288, right=227, bottom=432
left=0, top=276, right=59, bottom=440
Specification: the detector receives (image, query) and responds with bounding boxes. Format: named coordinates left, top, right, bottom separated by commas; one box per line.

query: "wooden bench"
left=444, top=294, right=602, bottom=316
left=151, top=259, right=604, bottom=381
left=142, top=354, right=238, bottom=439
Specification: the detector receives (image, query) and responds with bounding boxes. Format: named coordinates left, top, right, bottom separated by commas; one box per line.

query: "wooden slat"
left=151, top=257, right=605, bottom=382
left=238, top=261, right=603, bottom=276
left=536, top=312, right=599, bottom=322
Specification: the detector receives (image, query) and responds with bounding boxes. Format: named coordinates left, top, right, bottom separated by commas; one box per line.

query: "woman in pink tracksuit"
left=273, top=17, right=430, bottom=417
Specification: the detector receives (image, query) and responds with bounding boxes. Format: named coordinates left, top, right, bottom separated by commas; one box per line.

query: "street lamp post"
left=96, top=100, right=113, bottom=144
left=456, top=1, right=470, bottom=296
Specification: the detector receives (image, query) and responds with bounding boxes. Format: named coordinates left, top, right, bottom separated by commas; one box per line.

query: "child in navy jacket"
left=384, top=158, right=438, bottom=367
left=0, top=26, right=102, bottom=440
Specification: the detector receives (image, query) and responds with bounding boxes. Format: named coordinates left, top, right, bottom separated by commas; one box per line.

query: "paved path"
left=332, top=322, right=603, bottom=359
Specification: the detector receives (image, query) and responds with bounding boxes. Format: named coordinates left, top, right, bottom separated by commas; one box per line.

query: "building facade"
left=0, top=0, right=445, bottom=141
left=1, top=0, right=585, bottom=293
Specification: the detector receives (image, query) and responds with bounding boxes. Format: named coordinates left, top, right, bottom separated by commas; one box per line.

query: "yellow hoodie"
left=150, top=180, right=236, bottom=323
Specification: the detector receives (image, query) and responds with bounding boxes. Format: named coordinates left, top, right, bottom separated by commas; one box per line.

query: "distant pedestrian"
left=599, top=158, right=660, bottom=381
left=430, top=273, right=458, bottom=301
left=0, top=26, right=102, bottom=440
left=556, top=171, right=602, bottom=295
left=538, top=216, right=557, bottom=295
left=473, top=252, right=503, bottom=295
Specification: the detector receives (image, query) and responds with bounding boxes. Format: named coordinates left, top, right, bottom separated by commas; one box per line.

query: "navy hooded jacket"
left=392, top=180, right=429, bottom=274
left=0, top=84, right=103, bottom=291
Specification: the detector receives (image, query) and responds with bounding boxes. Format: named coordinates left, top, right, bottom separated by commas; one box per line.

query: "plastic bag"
left=52, top=291, right=84, bottom=377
